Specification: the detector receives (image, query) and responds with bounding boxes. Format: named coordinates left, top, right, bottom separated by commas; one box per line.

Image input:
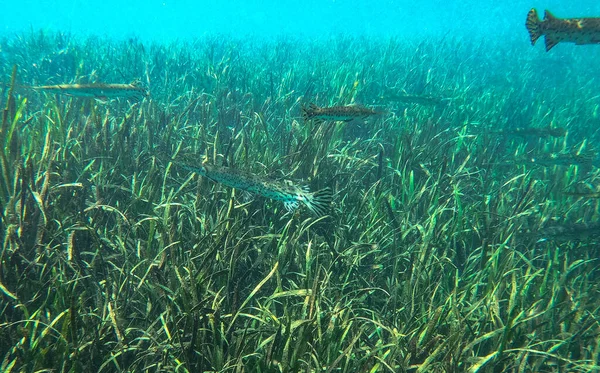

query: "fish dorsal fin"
left=544, top=10, right=556, bottom=21
left=545, top=35, right=559, bottom=51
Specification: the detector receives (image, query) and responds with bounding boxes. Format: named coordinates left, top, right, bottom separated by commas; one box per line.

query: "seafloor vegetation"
left=1, top=31, right=599, bottom=372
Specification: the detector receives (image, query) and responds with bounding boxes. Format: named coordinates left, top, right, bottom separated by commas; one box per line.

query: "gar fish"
left=526, top=9, right=600, bottom=51
left=29, top=83, right=148, bottom=102
left=301, top=103, right=384, bottom=123
left=520, top=151, right=599, bottom=168
left=565, top=191, right=600, bottom=198
left=488, top=126, right=566, bottom=138
left=379, top=93, right=450, bottom=106
left=181, top=162, right=333, bottom=216
left=534, top=222, right=600, bottom=243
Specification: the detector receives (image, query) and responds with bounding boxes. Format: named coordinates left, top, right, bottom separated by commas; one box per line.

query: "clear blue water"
left=4, top=0, right=600, bottom=41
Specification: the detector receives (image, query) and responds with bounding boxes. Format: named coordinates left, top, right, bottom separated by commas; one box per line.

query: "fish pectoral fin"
left=544, top=35, right=559, bottom=51
left=284, top=200, right=300, bottom=212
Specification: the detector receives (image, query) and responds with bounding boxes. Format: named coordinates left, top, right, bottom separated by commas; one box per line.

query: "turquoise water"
left=3, top=1, right=600, bottom=372
left=4, top=0, right=600, bottom=41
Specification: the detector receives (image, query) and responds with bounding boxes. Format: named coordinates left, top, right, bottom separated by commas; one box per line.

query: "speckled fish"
left=526, top=9, right=600, bottom=51
left=301, top=103, right=384, bottom=122
left=182, top=162, right=333, bottom=216
left=31, top=83, right=148, bottom=102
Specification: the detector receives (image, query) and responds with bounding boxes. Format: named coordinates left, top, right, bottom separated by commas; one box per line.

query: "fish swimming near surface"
left=301, top=103, right=384, bottom=123
left=526, top=9, right=600, bottom=51
left=181, top=162, right=333, bottom=216
left=28, top=83, right=148, bottom=102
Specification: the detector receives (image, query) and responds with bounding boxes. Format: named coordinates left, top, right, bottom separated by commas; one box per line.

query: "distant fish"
left=181, top=162, right=333, bottom=216
left=564, top=190, right=600, bottom=198
left=379, top=93, right=450, bottom=106
left=526, top=9, right=600, bottom=51
left=534, top=222, right=600, bottom=243
left=301, top=103, right=384, bottom=123
left=488, top=126, right=566, bottom=138
left=520, top=151, right=599, bottom=168
left=29, top=83, right=148, bottom=102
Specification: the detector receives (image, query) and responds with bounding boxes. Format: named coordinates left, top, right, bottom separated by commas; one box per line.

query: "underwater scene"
left=1, top=1, right=600, bottom=372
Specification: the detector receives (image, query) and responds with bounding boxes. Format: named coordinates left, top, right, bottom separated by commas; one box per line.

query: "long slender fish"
left=535, top=222, right=600, bottom=243
left=523, top=152, right=599, bottom=168
left=301, top=103, right=384, bottom=122
left=30, top=83, right=148, bottom=101
left=488, top=126, right=566, bottom=138
left=182, top=162, right=333, bottom=216
left=526, top=9, right=600, bottom=51
left=379, top=93, right=451, bottom=106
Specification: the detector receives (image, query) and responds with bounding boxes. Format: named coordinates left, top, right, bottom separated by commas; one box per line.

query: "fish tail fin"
left=304, top=187, right=333, bottom=217
left=301, top=103, right=319, bottom=122
left=526, top=8, right=543, bottom=46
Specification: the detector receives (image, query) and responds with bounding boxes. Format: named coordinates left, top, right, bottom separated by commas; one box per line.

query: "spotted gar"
left=526, top=9, right=600, bottom=51
left=301, top=103, right=384, bottom=122
left=182, top=162, right=333, bottom=216
left=29, top=83, right=148, bottom=101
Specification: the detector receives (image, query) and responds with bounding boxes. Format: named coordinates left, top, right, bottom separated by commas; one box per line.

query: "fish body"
left=526, top=9, right=600, bottom=51
left=301, top=103, right=383, bottom=122
left=31, top=83, right=148, bottom=101
left=380, top=94, right=449, bottom=106
left=183, top=163, right=332, bottom=216
left=524, top=152, right=599, bottom=168
left=565, top=191, right=600, bottom=198
left=536, top=222, right=600, bottom=242
left=491, top=126, right=566, bottom=138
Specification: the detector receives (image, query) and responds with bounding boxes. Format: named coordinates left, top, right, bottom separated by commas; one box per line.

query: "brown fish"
left=301, top=103, right=384, bottom=123
left=526, top=9, right=600, bottom=51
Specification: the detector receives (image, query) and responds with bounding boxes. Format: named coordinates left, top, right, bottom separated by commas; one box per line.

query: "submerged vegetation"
left=0, top=31, right=599, bottom=372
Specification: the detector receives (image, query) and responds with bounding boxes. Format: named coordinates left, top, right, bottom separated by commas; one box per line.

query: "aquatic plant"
left=0, top=30, right=599, bottom=372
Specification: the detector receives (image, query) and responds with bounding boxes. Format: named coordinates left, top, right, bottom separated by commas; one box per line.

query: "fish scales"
left=181, top=162, right=332, bottom=216
left=526, top=9, right=600, bottom=51
left=302, top=103, right=383, bottom=122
